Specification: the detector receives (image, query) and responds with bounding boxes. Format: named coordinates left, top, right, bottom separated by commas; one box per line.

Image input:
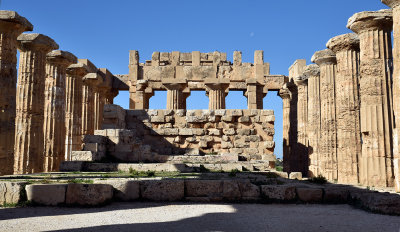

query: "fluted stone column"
left=327, top=33, right=361, bottom=185
left=294, top=75, right=309, bottom=176
left=0, top=11, right=32, bottom=175
left=382, top=0, right=400, bottom=192
left=348, top=9, right=395, bottom=187
left=311, top=49, right=338, bottom=181
left=205, top=79, right=229, bottom=110
left=43, top=50, right=76, bottom=172
left=14, top=34, right=58, bottom=174
left=65, top=63, right=89, bottom=161
left=134, top=80, right=153, bottom=109
left=303, top=64, right=321, bottom=177
left=279, top=84, right=292, bottom=172
left=82, top=73, right=102, bottom=136
left=163, top=80, right=188, bottom=110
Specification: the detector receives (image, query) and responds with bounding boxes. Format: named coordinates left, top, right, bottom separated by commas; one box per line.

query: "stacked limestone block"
left=74, top=105, right=275, bottom=165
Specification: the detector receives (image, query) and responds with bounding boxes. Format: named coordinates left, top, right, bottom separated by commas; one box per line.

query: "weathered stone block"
left=95, top=180, right=140, bottom=201
left=83, top=135, right=107, bottom=144
left=223, top=128, right=236, bottom=135
left=222, top=180, right=241, bottom=201
left=261, top=185, right=296, bottom=201
left=66, top=184, right=113, bottom=206
left=264, top=141, right=275, bottom=149
left=71, top=151, right=105, bottom=162
left=0, top=182, right=26, bottom=205
left=185, top=180, right=223, bottom=199
left=208, top=128, right=221, bottom=136
left=289, top=172, right=302, bottom=180
left=323, top=187, right=349, bottom=203
left=296, top=187, right=323, bottom=203
left=237, top=129, right=251, bottom=136
left=59, top=161, right=84, bottom=172
left=230, top=110, right=243, bottom=117
left=221, top=115, right=233, bottom=122
left=141, top=180, right=184, bottom=201
left=26, top=184, right=67, bottom=206
left=238, top=116, right=250, bottom=123
left=221, top=141, right=233, bottom=149
left=179, top=128, right=194, bottom=136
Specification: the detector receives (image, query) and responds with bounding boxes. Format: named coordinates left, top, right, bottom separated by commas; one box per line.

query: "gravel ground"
left=0, top=203, right=399, bottom=232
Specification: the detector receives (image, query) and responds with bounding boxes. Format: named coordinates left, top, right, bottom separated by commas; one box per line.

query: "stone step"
left=1, top=177, right=399, bottom=215
left=60, top=161, right=274, bottom=173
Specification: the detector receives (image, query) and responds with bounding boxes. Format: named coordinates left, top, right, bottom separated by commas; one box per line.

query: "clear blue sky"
left=4, top=0, right=389, bottom=158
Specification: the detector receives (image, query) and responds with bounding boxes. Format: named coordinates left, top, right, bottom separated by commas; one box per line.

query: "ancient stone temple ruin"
left=1, top=0, right=400, bottom=197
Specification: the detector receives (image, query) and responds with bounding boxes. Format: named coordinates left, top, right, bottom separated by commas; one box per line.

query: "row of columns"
left=0, top=11, right=117, bottom=174
left=284, top=7, right=399, bottom=191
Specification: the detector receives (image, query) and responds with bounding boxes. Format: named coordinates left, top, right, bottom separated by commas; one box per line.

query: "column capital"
left=17, top=33, right=58, bottom=52
left=326, top=33, right=360, bottom=53
left=83, top=72, right=103, bottom=87
left=0, top=11, right=33, bottom=33
left=46, top=50, right=77, bottom=66
left=278, top=83, right=293, bottom=99
left=66, top=63, right=90, bottom=77
left=303, top=64, right=320, bottom=78
left=347, top=9, right=393, bottom=34
left=311, top=49, right=336, bottom=66
left=382, top=0, right=400, bottom=9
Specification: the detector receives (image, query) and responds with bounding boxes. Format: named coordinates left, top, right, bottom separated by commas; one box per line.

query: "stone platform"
left=0, top=171, right=399, bottom=215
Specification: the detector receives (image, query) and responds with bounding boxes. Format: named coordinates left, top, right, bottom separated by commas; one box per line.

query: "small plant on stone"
left=229, top=169, right=240, bottom=177
left=67, top=179, right=94, bottom=184
left=129, top=168, right=139, bottom=176
left=275, top=166, right=283, bottom=172
left=308, top=175, right=327, bottom=185
left=146, top=170, right=155, bottom=177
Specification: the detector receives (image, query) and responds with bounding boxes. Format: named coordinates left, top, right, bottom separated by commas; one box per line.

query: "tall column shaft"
left=382, top=0, right=400, bottom=192
left=295, top=78, right=309, bottom=176
left=304, top=65, right=321, bottom=177
left=246, top=82, right=265, bottom=109
left=43, top=51, right=76, bottom=172
left=279, top=85, right=291, bottom=172
left=312, top=49, right=338, bottom=181
left=327, top=33, right=361, bottom=185
left=348, top=9, right=394, bottom=187
left=65, top=64, right=88, bottom=161
left=14, top=33, right=58, bottom=174
left=81, top=84, right=95, bottom=135
left=0, top=12, right=32, bottom=175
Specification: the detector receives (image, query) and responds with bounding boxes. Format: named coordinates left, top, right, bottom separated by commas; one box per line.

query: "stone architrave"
left=43, top=50, right=77, bottom=172
left=0, top=11, right=32, bottom=175
left=381, top=0, right=400, bottom=192
left=347, top=9, right=395, bottom=187
left=303, top=64, right=321, bottom=177
left=14, top=34, right=59, bottom=174
left=311, top=49, right=338, bottom=181
left=205, top=79, right=230, bottom=110
left=163, top=79, right=188, bottom=110
left=327, top=33, right=361, bottom=185
left=65, top=63, right=89, bottom=161
left=82, top=72, right=102, bottom=136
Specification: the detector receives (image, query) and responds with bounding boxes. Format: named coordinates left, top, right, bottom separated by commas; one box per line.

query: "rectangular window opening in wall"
left=149, top=90, right=167, bottom=109
left=186, top=90, right=209, bottom=110
left=226, top=90, right=247, bottom=109
left=263, top=91, right=282, bottom=160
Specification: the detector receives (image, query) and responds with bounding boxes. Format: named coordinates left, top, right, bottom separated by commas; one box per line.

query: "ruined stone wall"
left=90, top=105, right=275, bottom=163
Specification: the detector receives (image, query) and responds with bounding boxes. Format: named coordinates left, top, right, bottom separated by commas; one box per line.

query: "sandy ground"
left=0, top=203, right=399, bottom=232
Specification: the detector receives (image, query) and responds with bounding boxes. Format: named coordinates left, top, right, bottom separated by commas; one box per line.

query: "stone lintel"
left=97, top=68, right=114, bottom=90
left=46, top=50, right=77, bottom=65
left=136, top=80, right=148, bottom=91
left=311, top=49, right=336, bottom=66
left=204, top=78, right=230, bottom=86
left=0, top=10, right=33, bottom=31
left=78, top=59, right=97, bottom=73
left=17, top=33, right=59, bottom=52
left=303, top=64, right=320, bottom=78
left=382, top=0, right=400, bottom=8
left=347, top=9, right=393, bottom=33
left=66, top=63, right=90, bottom=77
left=326, top=33, right=360, bottom=53
left=162, top=79, right=187, bottom=90
left=246, top=78, right=258, bottom=85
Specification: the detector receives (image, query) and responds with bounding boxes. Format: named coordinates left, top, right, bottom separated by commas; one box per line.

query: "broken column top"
left=78, top=59, right=97, bottom=73
left=46, top=50, right=77, bottom=65
left=17, top=33, right=59, bottom=51
left=381, top=0, right=400, bottom=8
left=326, top=33, right=360, bottom=53
left=66, top=62, right=90, bottom=76
left=347, top=9, right=393, bottom=33
left=311, top=49, right=336, bottom=65
left=303, top=64, right=320, bottom=78
left=0, top=10, right=33, bottom=31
